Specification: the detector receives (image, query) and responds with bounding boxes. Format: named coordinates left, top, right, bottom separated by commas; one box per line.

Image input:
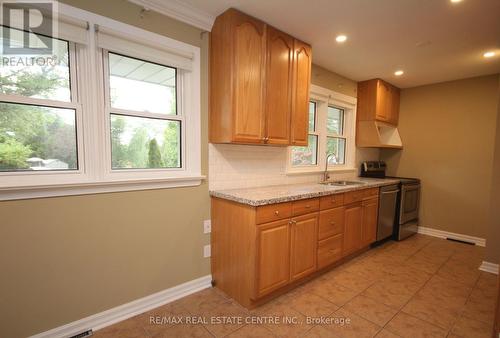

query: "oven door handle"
left=381, top=189, right=400, bottom=194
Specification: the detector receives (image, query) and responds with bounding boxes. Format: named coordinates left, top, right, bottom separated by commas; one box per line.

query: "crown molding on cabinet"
left=128, top=0, right=215, bottom=31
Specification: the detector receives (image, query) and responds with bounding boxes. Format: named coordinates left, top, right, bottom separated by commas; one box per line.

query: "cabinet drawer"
left=292, top=198, right=319, bottom=216
left=256, top=202, right=292, bottom=224
left=318, top=207, right=345, bottom=240
left=364, top=188, right=379, bottom=199
left=317, top=234, right=343, bottom=269
left=320, top=194, right=344, bottom=210
left=344, top=190, right=366, bottom=204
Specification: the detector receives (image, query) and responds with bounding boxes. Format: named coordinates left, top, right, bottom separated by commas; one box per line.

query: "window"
left=0, top=6, right=202, bottom=200
left=105, top=52, right=181, bottom=170
left=326, top=106, right=346, bottom=165
left=291, top=102, right=318, bottom=166
left=0, top=27, right=79, bottom=172
left=288, top=85, right=356, bottom=173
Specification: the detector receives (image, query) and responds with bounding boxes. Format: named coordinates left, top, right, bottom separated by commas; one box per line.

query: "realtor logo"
left=1, top=0, right=57, bottom=55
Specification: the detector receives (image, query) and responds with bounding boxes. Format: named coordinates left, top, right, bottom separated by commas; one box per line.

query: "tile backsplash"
left=209, top=144, right=380, bottom=190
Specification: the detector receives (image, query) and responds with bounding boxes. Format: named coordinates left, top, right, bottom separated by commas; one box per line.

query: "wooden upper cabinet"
left=265, top=27, right=294, bottom=145
left=231, top=11, right=266, bottom=143
left=357, top=79, right=400, bottom=126
left=210, top=9, right=312, bottom=146
left=291, top=40, right=312, bottom=146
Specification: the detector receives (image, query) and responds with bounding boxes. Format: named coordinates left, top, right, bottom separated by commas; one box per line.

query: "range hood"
left=356, top=121, right=403, bottom=149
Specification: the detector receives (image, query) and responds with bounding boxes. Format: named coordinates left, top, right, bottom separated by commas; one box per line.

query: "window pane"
left=308, top=101, right=316, bottom=132
left=327, top=106, right=344, bottom=135
left=291, top=135, right=318, bottom=166
left=0, top=27, right=71, bottom=102
left=327, top=137, right=346, bottom=165
left=110, top=114, right=180, bottom=169
left=108, top=53, right=176, bottom=115
left=0, top=102, right=77, bottom=171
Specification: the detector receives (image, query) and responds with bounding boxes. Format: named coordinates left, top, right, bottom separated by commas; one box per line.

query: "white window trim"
left=286, top=84, right=357, bottom=175
left=0, top=3, right=203, bottom=201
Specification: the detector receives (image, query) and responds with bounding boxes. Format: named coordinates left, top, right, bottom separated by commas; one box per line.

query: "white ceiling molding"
left=128, top=0, right=215, bottom=31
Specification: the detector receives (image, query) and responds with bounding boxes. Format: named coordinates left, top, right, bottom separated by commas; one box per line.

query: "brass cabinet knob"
left=274, top=210, right=279, bottom=216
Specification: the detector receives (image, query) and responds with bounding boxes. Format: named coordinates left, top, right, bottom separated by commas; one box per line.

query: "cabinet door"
left=232, top=13, right=266, bottom=143
left=290, top=213, right=318, bottom=281
left=290, top=40, right=312, bottom=146
left=375, top=80, right=391, bottom=122
left=389, top=85, right=400, bottom=125
left=265, top=27, right=293, bottom=145
left=361, top=197, right=379, bottom=247
left=343, top=203, right=362, bottom=256
left=256, top=219, right=290, bottom=297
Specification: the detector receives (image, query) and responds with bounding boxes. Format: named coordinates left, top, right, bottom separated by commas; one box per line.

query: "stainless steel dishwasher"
left=377, top=184, right=400, bottom=241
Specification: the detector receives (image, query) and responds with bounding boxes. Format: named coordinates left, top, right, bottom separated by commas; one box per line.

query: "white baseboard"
left=30, top=275, right=212, bottom=338
left=479, top=261, right=499, bottom=275
left=417, top=226, right=486, bottom=247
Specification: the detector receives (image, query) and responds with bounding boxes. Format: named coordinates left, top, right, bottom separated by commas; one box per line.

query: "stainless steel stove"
left=360, top=161, right=420, bottom=241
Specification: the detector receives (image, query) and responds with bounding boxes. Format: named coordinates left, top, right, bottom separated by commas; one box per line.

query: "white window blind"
left=4, top=12, right=89, bottom=45
left=95, top=25, right=194, bottom=71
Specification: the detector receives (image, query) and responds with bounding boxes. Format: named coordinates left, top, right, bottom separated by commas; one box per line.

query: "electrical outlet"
left=203, top=219, right=211, bottom=234
left=203, top=244, right=211, bottom=258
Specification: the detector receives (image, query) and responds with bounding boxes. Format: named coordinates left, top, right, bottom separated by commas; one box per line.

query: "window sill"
left=286, top=167, right=358, bottom=176
left=0, top=175, right=206, bottom=201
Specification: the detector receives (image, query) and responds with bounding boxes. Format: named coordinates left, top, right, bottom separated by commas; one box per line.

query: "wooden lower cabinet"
left=256, top=219, right=290, bottom=297
left=290, top=213, right=318, bottom=281
left=317, top=234, right=343, bottom=269
left=343, top=202, right=363, bottom=256
left=361, top=197, right=379, bottom=247
left=211, top=187, right=380, bottom=309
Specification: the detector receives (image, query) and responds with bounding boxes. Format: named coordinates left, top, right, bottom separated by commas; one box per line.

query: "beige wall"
left=311, top=64, right=358, bottom=97
left=0, top=1, right=210, bottom=337
left=485, top=79, right=500, bottom=263
left=381, top=74, right=500, bottom=239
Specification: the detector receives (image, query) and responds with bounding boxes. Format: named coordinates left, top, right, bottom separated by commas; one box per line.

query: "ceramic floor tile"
left=93, top=326, right=149, bottom=338
left=303, top=325, right=341, bottom=338
left=286, top=290, right=339, bottom=318
left=461, top=298, right=496, bottom=324
left=374, top=329, right=401, bottom=338
left=327, top=270, right=378, bottom=293
left=448, top=316, right=493, bottom=338
left=401, top=295, right=462, bottom=330
left=258, top=302, right=314, bottom=338
left=316, top=308, right=382, bottom=338
left=176, top=288, right=231, bottom=315
left=385, top=312, right=448, bottom=338
left=361, top=276, right=421, bottom=310
left=225, top=324, right=276, bottom=338
left=142, top=302, right=194, bottom=336
left=87, top=236, right=492, bottom=338
left=437, top=262, right=481, bottom=287
left=308, top=281, right=359, bottom=307
left=150, top=323, right=213, bottom=338
left=201, top=301, right=249, bottom=337
left=343, top=294, right=398, bottom=327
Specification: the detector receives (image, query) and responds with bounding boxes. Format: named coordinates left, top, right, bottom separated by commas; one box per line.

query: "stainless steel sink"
left=320, top=180, right=367, bottom=186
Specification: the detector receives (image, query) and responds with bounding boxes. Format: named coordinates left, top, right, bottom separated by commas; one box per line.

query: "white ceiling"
left=137, top=0, right=500, bottom=88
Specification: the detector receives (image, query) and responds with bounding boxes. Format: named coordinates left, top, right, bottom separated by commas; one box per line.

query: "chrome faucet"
left=324, top=153, right=335, bottom=182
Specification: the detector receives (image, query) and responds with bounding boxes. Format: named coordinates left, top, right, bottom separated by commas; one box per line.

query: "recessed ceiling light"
left=394, top=70, right=404, bottom=76
left=335, top=35, right=347, bottom=43
left=483, top=51, right=495, bottom=58
left=450, top=0, right=462, bottom=3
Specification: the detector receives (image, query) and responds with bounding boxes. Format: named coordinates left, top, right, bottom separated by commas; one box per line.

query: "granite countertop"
left=209, top=178, right=401, bottom=206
